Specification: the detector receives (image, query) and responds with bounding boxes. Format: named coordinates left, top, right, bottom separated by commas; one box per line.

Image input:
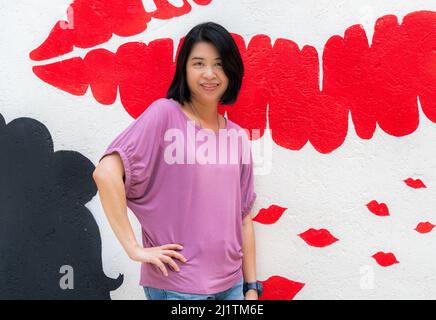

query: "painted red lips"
left=415, top=222, right=435, bottom=234
left=30, top=8, right=436, bottom=151
left=259, top=276, right=305, bottom=300
left=372, top=252, right=399, bottom=267
left=366, top=200, right=390, bottom=217
left=29, top=0, right=213, bottom=61
left=252, top=204, right=287, bottom=224
left=298, top=228, right=339, bottom=248
left=404, top=178, right=427, bottom=189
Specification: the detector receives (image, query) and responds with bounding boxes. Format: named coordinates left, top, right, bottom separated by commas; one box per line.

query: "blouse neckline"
left=169, top=98, right=228, bottom=134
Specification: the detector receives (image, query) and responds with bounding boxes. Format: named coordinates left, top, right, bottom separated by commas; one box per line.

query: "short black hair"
left=166, top=22, right=244, bottom=106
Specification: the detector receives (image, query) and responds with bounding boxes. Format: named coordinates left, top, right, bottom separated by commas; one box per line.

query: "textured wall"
left=1, top=0, right=435, bottom=299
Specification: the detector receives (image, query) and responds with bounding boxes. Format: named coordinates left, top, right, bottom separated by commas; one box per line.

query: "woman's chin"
left=198, top=94, right=221, bottom=103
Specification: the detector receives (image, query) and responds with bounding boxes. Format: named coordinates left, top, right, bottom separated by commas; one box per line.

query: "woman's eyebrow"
left=191, top=57, right=222, bottom=60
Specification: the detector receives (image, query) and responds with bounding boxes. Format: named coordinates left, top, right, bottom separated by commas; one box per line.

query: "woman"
left=93, top=22, right=260, bottom=300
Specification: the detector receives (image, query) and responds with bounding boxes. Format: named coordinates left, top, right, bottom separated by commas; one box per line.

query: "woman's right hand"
left=128, top=244, right=188, bottom=277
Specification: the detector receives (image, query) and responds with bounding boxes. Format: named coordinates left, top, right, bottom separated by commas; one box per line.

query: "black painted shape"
left=0, top=113, right=123, bottom=299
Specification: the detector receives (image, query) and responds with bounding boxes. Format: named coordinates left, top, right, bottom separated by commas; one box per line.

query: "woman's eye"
left=194, top=62, right=222, bottom=67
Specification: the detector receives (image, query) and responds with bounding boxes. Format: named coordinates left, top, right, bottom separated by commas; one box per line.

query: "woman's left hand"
left=244, top=290, right=259, bottom=300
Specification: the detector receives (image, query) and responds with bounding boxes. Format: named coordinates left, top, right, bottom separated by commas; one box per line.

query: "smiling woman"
left=94, top=21, right=258, bottom=301
left=166, top=21, right=244, bottom=106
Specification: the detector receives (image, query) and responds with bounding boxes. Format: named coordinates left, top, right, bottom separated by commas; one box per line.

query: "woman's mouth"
left=201, top=84, right=219, bottom=92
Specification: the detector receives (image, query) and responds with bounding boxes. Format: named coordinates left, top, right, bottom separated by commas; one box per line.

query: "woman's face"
left=186, top=41, right=229, bottom=105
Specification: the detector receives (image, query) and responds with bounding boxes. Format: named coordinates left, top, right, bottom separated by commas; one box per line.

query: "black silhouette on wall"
left=0, top=113, right=123, bottom=299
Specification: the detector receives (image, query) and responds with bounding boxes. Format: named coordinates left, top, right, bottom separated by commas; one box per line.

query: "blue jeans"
left=143, top=277, right=244, bottom=300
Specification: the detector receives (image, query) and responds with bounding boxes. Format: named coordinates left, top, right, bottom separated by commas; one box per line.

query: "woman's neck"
left=189, top=98, right=219, bottom=123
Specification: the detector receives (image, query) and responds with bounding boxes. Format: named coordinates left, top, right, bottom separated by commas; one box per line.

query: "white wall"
left=1, top=0, right=436, bottom=299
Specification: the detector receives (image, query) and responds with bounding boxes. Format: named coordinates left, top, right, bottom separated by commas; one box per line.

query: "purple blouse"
left=99, top=97, right=256, bottom=294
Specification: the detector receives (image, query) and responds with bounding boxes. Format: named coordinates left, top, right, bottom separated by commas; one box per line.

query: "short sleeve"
left=240, top=134, right=257, bottom=219
left=98, top=99, right=166, bottom=199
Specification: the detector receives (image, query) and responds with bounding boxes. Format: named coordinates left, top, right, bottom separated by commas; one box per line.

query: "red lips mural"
left=372, top=252, right=399, bottom=267
left=30, top=8, right=436, bottom=152
left=298, top=228, right=339, bottom=248
left=415, top=222, right=435, bottom=234
left=252, top=204, right=287, bottom=224
left=366, top=200, right=390, bottom=217
left=259, top=276, right=305, bottom=300
left=29, top=0, right=213, bottom=61
left=404, top=178, right=427, bottom=189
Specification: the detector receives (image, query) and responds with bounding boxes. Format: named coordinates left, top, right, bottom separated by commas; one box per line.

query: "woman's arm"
left=93, top=153, right=141, bottom=259
left=93, top=153, right=187, bottom=275
left=242, top=212, right=258, bottom=300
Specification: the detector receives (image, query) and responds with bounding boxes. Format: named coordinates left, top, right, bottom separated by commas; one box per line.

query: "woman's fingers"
left=148, top=244, right=187, bottom=276
left=161, top=250, right=187, bottom=263
left=152, top=258, right=169, bottom=277
left=160, top=244, right=184, bottom=250
left=160, top=255, right=180, bottom=272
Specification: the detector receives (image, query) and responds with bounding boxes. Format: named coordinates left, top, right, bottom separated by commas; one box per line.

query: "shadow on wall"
left=0, top=113, right=123, bottom=299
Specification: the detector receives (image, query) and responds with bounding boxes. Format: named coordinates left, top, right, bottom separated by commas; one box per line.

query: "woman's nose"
left=203, top=66, right=217, bottom=78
